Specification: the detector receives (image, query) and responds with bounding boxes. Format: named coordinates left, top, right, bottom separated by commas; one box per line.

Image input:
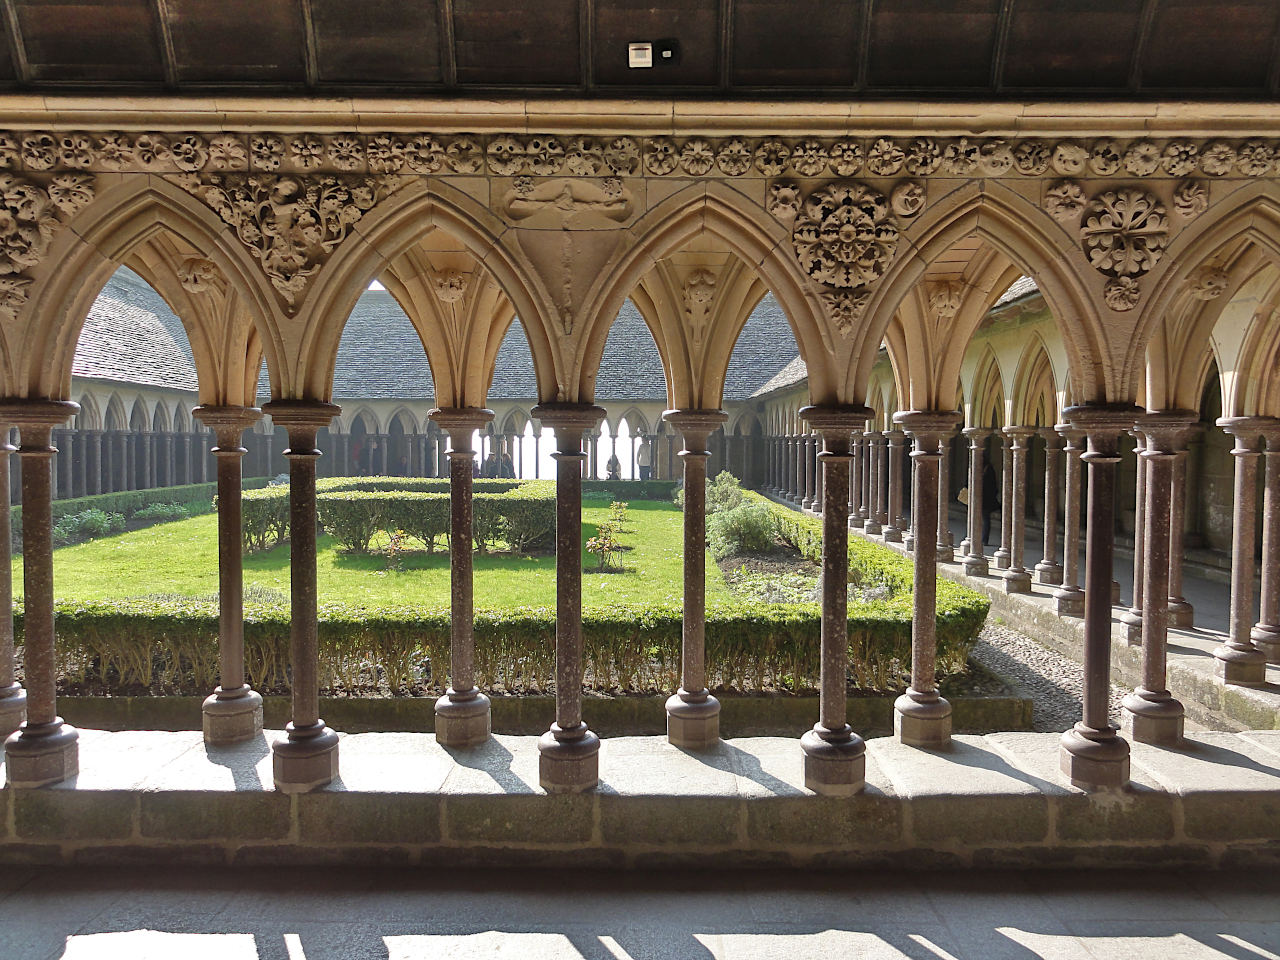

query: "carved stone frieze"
left=682, top=268, right=717, bottom=346
left=435, top=269, right=468, bottom=303
left=502, top=177, right=632, bottom=224
left=1173, top=179, right=1209, bottom=219
left=890, top=180, right=924, bottom=219
left=1043, top=180, right=1085, bottom=222
left=1103, top=276, right=1141, bottom=312
left=822, top=288, right=870, bottom=338
left=928, top=281, right=963, bottom=321
left=0, top=170, right=96, bottom=317
left=1080, top=188, right=1168, bottom=277
left=792, top=181, right=898, bottom=289
left=767, top=181, right=802, bottom=222
left=1188, top=265, right=1230, bottom=300
left=177, top=257, right=220, bottom=293
left=177, top=173, right=398, bottom=310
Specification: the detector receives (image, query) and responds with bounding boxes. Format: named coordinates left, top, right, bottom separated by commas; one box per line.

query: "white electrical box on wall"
left=628, top=43, right=653, bottom=68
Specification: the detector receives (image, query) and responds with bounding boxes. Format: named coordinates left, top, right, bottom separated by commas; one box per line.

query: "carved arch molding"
left=3, top=129, right=1278, bottom=323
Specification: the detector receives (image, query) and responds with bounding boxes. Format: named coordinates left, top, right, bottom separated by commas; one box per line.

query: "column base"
left=1034, top=562, right=1063, bottom=585
left=849, top=516, right=865, bottom=530
left=962, top=554, right=989, bottom=577
left=1111, top=580, right=1122, bottom=604
left=1059, top=725, right=1130, bottom=790
left=435, top=689, right=492, bottom=748
left=992, top=549, right=1010, bottom=571
left=202, top=687, right=264, bottom=746
left=4, top=719, right=79, bottom=788
left=0, top=683, right=26, bottom=738
left=1168, top=599, right=1195, bottom=629
left=1257, top=639, right=1280, bottom=665
left=800, top=725, right=866, bottom=796
left=1120, top=691, right=1185, bottom=746
left=538, top=724, right=600, bottom=794
left=903, top=531, right=915, bottom=552
left=937, top=543, right=954, bottom=563
left=272, top=723, right=340, bottom=794
left=1053, top=586, right=1085, bottom=617
left=1213, top=644, right=1268, bottom=687
left=883, top=525, right=902, bottom=543
left=1251, top=623, right=1280, bottom=663
left=801, top=497, right=813, bottom=511
left=1120, top=610, right=1143, bottom=647
left=1000, top=568, right=1032, bottom=594
left=893, top=690, right=952, bottom=748
left=665, top=690, right=720, bottom=749
left=864, top=521, right=882, bottom=535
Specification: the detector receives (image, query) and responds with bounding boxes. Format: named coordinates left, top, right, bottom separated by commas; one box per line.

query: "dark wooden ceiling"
left=3, top=0, right=1279, bottom=99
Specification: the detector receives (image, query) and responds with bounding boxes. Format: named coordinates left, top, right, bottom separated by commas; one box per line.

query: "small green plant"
left=707, top=502, right=778, bottom=560
left=385, top=529, right=407, bottom=572
left=52, top=508, right=125, bottom=545
left=133, top=502, right=190, bottom=523
left=608, top=500, right=629, bottom=528
left=585, top=531, right=622, bottom=571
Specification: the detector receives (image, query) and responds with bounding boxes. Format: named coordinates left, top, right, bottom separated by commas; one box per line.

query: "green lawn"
left=22, top=498, right=733, bottom=611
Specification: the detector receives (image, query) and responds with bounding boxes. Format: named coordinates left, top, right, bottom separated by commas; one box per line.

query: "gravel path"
left=971, top=621, right=1127, bottom=733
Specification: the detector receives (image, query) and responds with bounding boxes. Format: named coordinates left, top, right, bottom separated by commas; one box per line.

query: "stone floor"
left=2, top=864, right=1278, bottom=959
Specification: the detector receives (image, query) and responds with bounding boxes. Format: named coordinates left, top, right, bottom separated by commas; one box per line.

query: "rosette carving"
left=0, top=171, right=95, bottom=316
left=792, top=182, right=898, bottom=288
left=1080, top=189, right=1168, bottom=277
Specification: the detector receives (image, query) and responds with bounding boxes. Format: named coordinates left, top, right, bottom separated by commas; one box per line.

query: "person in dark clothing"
left=981, top=459, right=1000, bottom=546
left=499, top=452, right=516, bottom=478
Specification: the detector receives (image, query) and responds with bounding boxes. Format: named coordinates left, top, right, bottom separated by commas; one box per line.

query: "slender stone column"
left=849, top=431, right=864, bottom=528
left=993, top=432, right=1013, bottom=570
left=800, top=434, right=813, bottom=510
left=192, top=406, right=264, bottom=744
left=262, top=400, right=341, bottom=793
left=800, top=405, right=870, bottom=794
left=962, top=427, right=991, bottom=576
left=903, top=451, right=917, bottom=553
left=1122, top=414, right=1189, bottom=745
left=790, top=435, right=802, bottom=502
left=1060, top=405, right=1135, bottom=790
left=1168, top=428, right=1197, bottom=628
left=1053, top=426, right=1086, bottom=617
left=936, top=430, right=955, bottom=562
left=858, top=432, right=871, bottom=526
left=663, top=410, right=727, bottom=748
left=884, top=429, right=905, bottom=542
left=1035, top=428, right=1064, bottom=585
left=58, top=430, right=74, bottom=499
left=1214, top=417, right=1269, bottom=686
left=1001, top=426, right=1034, bottom=593
left=3, top=400, right=79, bottom=787
left=1120, top=429, right=1147, bottom=645
left=531, top=403, right=606, bottom=792
left=1255, top=423, right=1280, bottom=662
left=88, top=431, right=102, bottom=495
left=0, top=429, right=22, bottom=738
left=430, top=408, right=495, bottom=746
left=896, top=411, right=962, bottom=747
left=864, top=431, right=884, bottom=535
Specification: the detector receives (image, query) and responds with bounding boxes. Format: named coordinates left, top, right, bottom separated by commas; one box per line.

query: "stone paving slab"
left=1, top=730, right=1278, bottom=869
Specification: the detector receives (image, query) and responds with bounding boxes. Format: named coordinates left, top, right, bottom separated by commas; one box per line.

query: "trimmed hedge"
left=241, top=477, right=557, bottom=554
left=31, top=489, right=989, bottom=698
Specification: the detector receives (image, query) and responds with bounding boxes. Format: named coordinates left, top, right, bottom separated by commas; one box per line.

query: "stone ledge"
left=1, top=730, right=1277, bottom=868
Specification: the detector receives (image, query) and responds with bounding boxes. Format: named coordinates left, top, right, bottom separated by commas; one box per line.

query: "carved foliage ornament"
left=1188, top=265, right=1229, bottom=301
left=683, top=268, right=717, bottom=347
left=180, top=173, right=398, bottom=309
left=0, top=171, right=95, bottom=316
left=1079, top=188, right=1168, bottom=278
left=792, top=181, right=898, bottom=289
left=177, top=257, right=220, bottom=293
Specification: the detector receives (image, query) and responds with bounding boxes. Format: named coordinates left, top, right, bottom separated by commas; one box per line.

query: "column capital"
left=800, top=404, right=873, bottom=434
left=1040, top=425, right=1064, bottom=448
left=1217, top=415, right=1275, bottom=452
left=962, top=425, right=992, bottom=442
left=193, top=404, right=262, bottom=451
left=1137, top=411, right=1199, bottom=454
left=1066, top=403, right=1142, bottom=458
left=263, top=400, right=340, bottom=454
left=0, top=399, right=78, bottom=437
left=531, top=402, right=605, bottom=453
left=1002, top=424, right=1038, bottom=439
left=1261, top=418, right=1280, bottom=450
left=429, top=406, right=494, bottom=439
left=895, top=410, right=961, bottom=446
left=884, top=428, right=906, bottom=443
left=663, top=408, right=728, bottom=446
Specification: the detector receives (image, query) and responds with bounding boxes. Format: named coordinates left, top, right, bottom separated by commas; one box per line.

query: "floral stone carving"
left=1080, top=188, right=1168, bottom=277
left=767, top=181, right=802, bottom=221
left=1188, top=266, right=1229, bottom=301
left=1173, top=179, right=1209, bottom=219
left=683, top=268, right=717, bottom=346
left=792, top=182, right=898, bottom=289
left=177, top=257, right=220, bottom=293
left=179, top=173, right=397, bottom=309
left=0, top=171, right=95, bottom=316
left=1043, top=181, right=1085, bottom=222
left=1103, top=276, right=1141, bottom=312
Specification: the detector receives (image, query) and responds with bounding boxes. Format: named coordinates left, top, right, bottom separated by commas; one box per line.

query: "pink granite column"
left=936, top=429, right=956, bottom=562
left=430, top=408, right=495, bottom=746
left=0, top=428, right=22, bottom=738
left=1167, top=427, right=1197, bottom=628
left=531, top=403, right=606, bottom=792
left=864, top=431, right=883, bottom=535
left=896, top=411, right=962, bottom=747
left=3, top=400, right=79, bottom=787
left=1255, top=421, right=1280, bottom=662
left=858, top=432, right=872, bottom=526
left=962, top=427, right=991, bottom=576
left=193, top=406, right=265, bottom=745
left=884, top=429, right=905, bottom=542
left=849, top=430, right=865, bottom=529
left=1000, top=426, right=1034, bottom=593
left=262, top=400, right=341, bottom=793
left=800, top=434, right=815, bottom=510
left=800, top=405, right=870, bottom=794
left=1122, top=414, right=1187, bottom=745
left=663, top=410, right=727, bottom=748
left=1035, top=428, right=1064, bottom=585
left=1121, top=428, right=1147, bottom=646
left=1052, top=426, right=1086, bottom=617
left=1060, top=405, right=1134, bottom=790
left=1214, top=417, right=1269, bottom=685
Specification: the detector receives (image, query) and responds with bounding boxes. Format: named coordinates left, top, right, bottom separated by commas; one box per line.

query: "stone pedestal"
left=3, top=401, right=80, bottom=787
left=1059, top=405, right=1134, bottom=790
left=663, top=409, right=728, bottom=749
left=263, top=400, right=341, bottom=792
left=1213, top=417, right=1269, bottom=687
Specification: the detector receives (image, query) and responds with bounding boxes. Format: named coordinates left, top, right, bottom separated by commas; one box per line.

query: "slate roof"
left=752, top=354, right=808, bottom=398
left=994, top=276, right=1038, bottom=307
left=72, top=268, right=199, bottom=392
left=79, top=269, right=801, bottom=406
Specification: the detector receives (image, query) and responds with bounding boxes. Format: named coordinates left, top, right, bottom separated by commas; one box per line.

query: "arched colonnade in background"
left=1, top=104, right=1280, bottom=801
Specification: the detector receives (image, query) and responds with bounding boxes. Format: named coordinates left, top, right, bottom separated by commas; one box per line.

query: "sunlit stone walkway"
left=3, top=864, right=1279, bottom=959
